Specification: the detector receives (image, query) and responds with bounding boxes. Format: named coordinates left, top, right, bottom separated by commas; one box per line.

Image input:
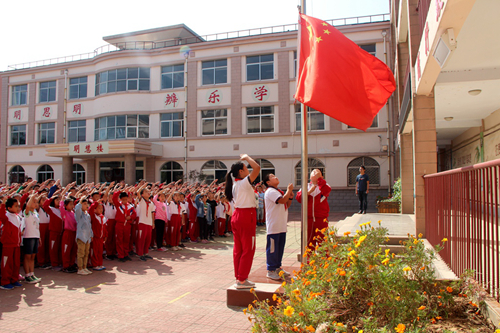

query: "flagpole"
left=299, top=0, right=308, bottom=264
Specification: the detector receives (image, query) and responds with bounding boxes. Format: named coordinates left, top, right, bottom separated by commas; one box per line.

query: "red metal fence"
left=424, top=159, right=500, bottom=300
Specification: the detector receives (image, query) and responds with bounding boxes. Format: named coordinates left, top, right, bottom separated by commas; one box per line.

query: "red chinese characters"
left=74, top=145, right=80, bottom=154
left=416, top=54, right=421, bottom=80
left=253, top=86, right=268, bottom=101
left=424, top=23, right=430, bottom=56
left=96, top=144, right=104, bottom=153
left=165, top=93, right=178, bottom=107
left=85, top=145, right=91, bottom=154
left=42, top=107, right=51, bottom=118
left=436, top=0, right=445, bottom=21
left=496, top=143, right=500, bottom=156
left=73, top=104, right=82, bottom=115
left=14, top=110, right=21, bottom=120
left=208, top=90, right=220, bottom=104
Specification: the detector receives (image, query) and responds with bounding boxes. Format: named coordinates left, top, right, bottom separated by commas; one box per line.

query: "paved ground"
left=0, top=212, right=352, bottom=333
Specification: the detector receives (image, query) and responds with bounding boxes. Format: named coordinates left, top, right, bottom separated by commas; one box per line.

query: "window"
left=73, top=164, right=86, bottom=185
left=360, top=44, right=376, bottom=56
left=68, top=120, right=86, bottom=143
left=69, top=77, right=87, bottom=99
left=95, top=67, right=150, bottom=95
left=295, top=104, right=325, bottom=131
left=161, top=65, right=184, bottom=89
left=202, top=59, right=227, bottom=85
left=37, top=165, right=54, bottom=183
left=39, top=122, right=55, bottom=144
left=160, top=112, right=184, bottom=138
left=201, top=160, right=227, bottom=184
left=40, top=81, right=56, bottom=103
left=348, top=157, right=380, bottom=186
left=94, top=115, right=149, bottom=140
left=160, top=161, right=183, bottom=183
left=9, top=165, right=25, bottom=184
left=247, top=54, right=274, bottom=81
left=247, top=106, right=274, bottom=133
left=201, top=109, right=227, bottom=135
left=295, top=158, right=326, bottom=187
left=249, top=159, right=275, bottom=184
left=11, top=125, right=26, bottom=146
left=99, top=161, right=143, bottom=183
left=12, top=84, right=27, bottom=106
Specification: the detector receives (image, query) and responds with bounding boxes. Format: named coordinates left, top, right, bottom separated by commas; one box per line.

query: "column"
left=86, top=159, right=96, bottom=183
left=62, top=156, right=73, bottom=186
left=145, top=157, right=156, bottom=182
left=400, top=133, right=414, bottom=214
left=124, top=154, right=136, bottom=185
left=413, top=95, right=437, bottom=236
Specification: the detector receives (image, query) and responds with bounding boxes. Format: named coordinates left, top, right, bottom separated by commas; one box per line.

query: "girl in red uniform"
left=43, top=195, right=63, bottom=270
left=0, top=198, right=24, bottom=290
left=167, top=192, right=183, bottom=251
left=113, top=191, right=137, bottom=262
left=225, top=154, right=260, bottom=289
left=37, top=194, right=51, bottom=269
left=89, top=200, right=108, bottom=270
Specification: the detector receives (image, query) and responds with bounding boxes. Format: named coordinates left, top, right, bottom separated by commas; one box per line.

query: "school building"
left=0, top=14, right=396, bottom=211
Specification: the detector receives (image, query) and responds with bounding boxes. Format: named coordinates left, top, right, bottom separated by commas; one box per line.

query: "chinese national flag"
left=295, top=14, right=396, bottom=131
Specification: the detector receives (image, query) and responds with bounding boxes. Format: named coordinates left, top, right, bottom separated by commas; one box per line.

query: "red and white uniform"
left=37, top=207, right=51, bottom=266
left=43, top=198, right=63, bottom=267
left=167, top=201, right=182, bottom=247
left=104, top=201, right=117, bottom=257
left=186, top=193, right=199, bottom=242
left=231, top=176, right=257, bottom=281
left=89, top=202, right=108, bottom=267
left=136, top=198, right=155, bottom=256
left=112, top=192, right=137, bottom=259
left=216, top=202, right=226, bottom=236
left=0, top=206, right=24, bottom=286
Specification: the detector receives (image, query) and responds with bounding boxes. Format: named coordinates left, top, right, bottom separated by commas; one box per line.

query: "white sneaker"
left=277, top=267, right=291, bottom=277
left=235, top=279, right=256, bottom=289
left=84, top=268, right=93, bottom=274
left=267, top=270, right=281, bottom=281
left=77, top=269, right=88, bottom=275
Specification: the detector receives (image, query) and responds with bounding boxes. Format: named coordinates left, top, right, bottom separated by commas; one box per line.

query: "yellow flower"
left=418, top=233, right=423, bottom=238
left=442, top=238, right=448, bottom=242
left=293, top=289, right=301, bottom=296
left=381, top=258, right=390, bottom=265
left=356, top=235, right=367, bottom=247
left=418, top=306, right=426, bottom=310
left=272, top=294, right=277, bottom=301
left=348, top=250, right=356, bottom=257
left=413, top=239, right=419, bottom=245
left=359, top=331, right=364, bottom=333
left=284, top=305, right=294, bottom=317
left=385, top=249, right=390, bottom=256
left=250, top=288, right=255, bottom=293
left=305, top=325, right=315, bottom=332
left=395, top=323, right=406, bottom=333
left=403, top=266, right=411, bottom=272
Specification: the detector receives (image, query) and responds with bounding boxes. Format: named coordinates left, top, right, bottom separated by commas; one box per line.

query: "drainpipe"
left=63, top=69, right=68, bottom=143
left=382, top=29, right=392, bottom=196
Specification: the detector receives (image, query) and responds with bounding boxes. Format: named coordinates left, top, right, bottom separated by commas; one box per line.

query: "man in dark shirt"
left=355, top=166, right=370, bottom=214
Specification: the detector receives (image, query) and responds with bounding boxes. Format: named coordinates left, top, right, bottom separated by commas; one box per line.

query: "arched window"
left=160, top=161, right=183, bottom=184
left=347, top=157, right=380, bottom=186
left=73, top=164, right=86, bottom=185
left=249, top=159, right=275, bottom=184
left=295, top=158, right=326, bottom=186
left=201, top=160, right=227, bottom=184
left=37, top=165, right=54, bottom=183
left=9, top=165, right=25, bottom=184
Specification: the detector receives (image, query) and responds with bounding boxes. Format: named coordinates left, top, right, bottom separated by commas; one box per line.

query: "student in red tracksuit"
left=104, top=198, right=117, bottom=260
left=216, top=195, right=227, bottom=237
left=0, top=198, right=24, bottom=290
left=167, top=192, right=183, bottom=251
left=225, top=154, right=260, bottom=289
left=113, top=191, right=137, bottom=262
left=37, top=195, right=51, bottom=268
left=43, top=196, right=64, bottom=270
left=136, top=187, right=155, bottom=261
left=89, top=200, right=107, bottom=270
left=296, top=169, right=331, bottom=252
left=60, top=198, right=78, bottom=273
left=186, top=192, right=199, bottom=242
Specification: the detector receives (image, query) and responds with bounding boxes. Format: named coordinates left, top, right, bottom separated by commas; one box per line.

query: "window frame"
left=295, top=158, right=326, bottom=187
left=68, top=120, right=86, bottom=143
left=94, top=115, right=149, bottom=140
left=69, top=76, right=88, bottom=99
left=246, top=106, right=274, bottom=134
left=201, top=109, right=228, bottom=136
left=294, top=105, right=325, bottom=131
left=161, top=64, right=184, bottom=90
left=38, top=122, right=56, bottom=144
left=202, top=59, right=228, bottom=85
left=37, top=164, right=54, bottom=183
left=160, top=112, right=184, bottom=138
left=39, top=81, right=57, bottom=103
left=246, top=54, right=274, bottom=81
left=10, top=124, right=26, bottom=146
left=9, top=165, right=25, bottom=184
left=201, top=160, right=227, bottom=184
left=95, top=67, right=150, bottom=96
left=73, top=164, right=86, bottom=185
left=12, top=84, right=27, bottom=106
left=347, top=156, right=380, bottom=187
left=160, top=161, right=184, bottom=183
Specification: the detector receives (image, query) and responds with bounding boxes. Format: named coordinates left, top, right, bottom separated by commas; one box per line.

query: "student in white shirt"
left=136, top=187, right=156, bottom=261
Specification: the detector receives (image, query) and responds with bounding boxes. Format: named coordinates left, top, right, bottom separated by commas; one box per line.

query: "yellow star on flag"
left=324, top=29, right=331, bottom=35
left=316, top=36, right=322, bottom=43
left=322, top=22, right=328, bottom=26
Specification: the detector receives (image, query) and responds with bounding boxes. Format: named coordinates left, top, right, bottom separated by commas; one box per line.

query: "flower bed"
left=246, top=222, right=498, bottom=332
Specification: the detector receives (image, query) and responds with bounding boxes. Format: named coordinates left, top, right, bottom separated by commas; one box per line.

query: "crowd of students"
left=0, top=177, right=237, bottom=290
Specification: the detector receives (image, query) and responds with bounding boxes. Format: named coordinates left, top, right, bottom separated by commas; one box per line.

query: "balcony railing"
left=7, top=13, right=390, bottom=71
left=424, top=159, right=500, bottom=301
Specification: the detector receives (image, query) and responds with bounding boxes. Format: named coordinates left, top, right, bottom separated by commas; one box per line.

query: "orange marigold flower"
left=418, top=233, right=423, bottom=238
left=306, top=325, right=315, bottom=332
left=250, top=288, right=255, bottom=293
left=438, top=302, right=442, bottom=306
left=272, top=294, right=277, bottom=301
left=403, top=266, right=411, bottom=272
left=344, top=231, right=351, bottom=236
left=420, top=266, right=426, bottom=270
left=339, top=270, right=346, bottom=276
left=293, top=289, right=301, bottom=296
left=431, top=318, right=436, bottom=324
left=299, top=311, right=305, bottom=316
left=436, top=316, right=442, bottom=320
left=283, top=305, right=294, bottom=317
left=418, top=306, right=426, bottom=310
left=413, top=239, right=419, bottom=245
left=442, top=238, right=448, bottom=242
left=395, top=323, right=406, bottom=333
left=367, top=302, right=374, bottom=307
left=381, top=258, right=390, bottom=265
left=446, top=286, right=453, bottom=293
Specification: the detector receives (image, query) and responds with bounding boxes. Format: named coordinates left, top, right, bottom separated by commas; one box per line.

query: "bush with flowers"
left=245, top=221, right=494, bottom=332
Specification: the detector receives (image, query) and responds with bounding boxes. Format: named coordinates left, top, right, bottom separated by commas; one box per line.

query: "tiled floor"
left=0, top=212, right=351, bottom=332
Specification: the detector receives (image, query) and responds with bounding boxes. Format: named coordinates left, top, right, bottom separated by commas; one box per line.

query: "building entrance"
left=99, top=161, right=144, bottom=183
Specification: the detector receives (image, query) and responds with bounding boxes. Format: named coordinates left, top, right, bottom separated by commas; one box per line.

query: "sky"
left=0, top=0, right=389, bottom=71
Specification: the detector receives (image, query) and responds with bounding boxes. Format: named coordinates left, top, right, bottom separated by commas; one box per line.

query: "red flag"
left=295, top=14, right=396, bottom=131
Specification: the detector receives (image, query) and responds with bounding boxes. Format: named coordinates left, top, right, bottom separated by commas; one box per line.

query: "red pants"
left=115, top=222, right=132, bottom=259
left=307, top=217, right=329, bottom=251
left=62, top=230, right=77, bottom=268
left=226, top=215, right=232, bottom=232
left=37, top=223, right=50, bottom=265
left=137, top=224, right=152, bottom=256
left=231, top=208, right=256, bottom=281
left=188, top=218, right=199, bottom=242
left=129, top=223, right=138, bottom=252
left=169, top=215, right=181, bottom=247
left=105, top=219, right=116, bottom=256
left=181, top=214, right=188, bottom=239
left=49, top=231, right=62, bottom=267
left=217, top=218, right=226, bottom=236
left=1, top=246, right=20, bottom=286
left=90, top=238, right=104, bottom=267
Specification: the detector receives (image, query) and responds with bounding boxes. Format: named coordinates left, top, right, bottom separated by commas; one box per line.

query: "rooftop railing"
left=7, top=13, right=389, bottom=71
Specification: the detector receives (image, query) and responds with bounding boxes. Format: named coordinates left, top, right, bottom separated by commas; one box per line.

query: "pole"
left=184, top=53, right=188, bottom=177
left=299, top=0, right=308, bottom=264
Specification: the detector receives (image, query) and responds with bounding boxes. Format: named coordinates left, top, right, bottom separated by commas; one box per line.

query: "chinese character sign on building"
left=165, top=93, right=179, bottom=109
left=42, top=107, right=51, bottom=118
left=206, top=89, right=223, bottom=105
left=69, top=142, right=109, bottom=156
left=72, top=103, right=83, bottom=116
left=11, top=109, right=23, bottom=122
left=252, top=85, right=269, bottom=102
